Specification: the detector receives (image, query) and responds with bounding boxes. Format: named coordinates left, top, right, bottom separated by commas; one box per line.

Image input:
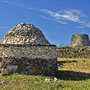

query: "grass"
left=57, top=58, right=90, bottom=61
left=58, top=58, right=90, bottom=72
left=0, top=58, right=90, bottom=90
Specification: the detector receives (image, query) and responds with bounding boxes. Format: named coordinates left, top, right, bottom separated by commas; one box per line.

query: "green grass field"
left=0, top=58, right=90, bottom=90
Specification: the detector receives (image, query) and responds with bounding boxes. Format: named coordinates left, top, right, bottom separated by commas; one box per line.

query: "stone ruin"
left=70, top=33, right=90, bottom=47
left=0, top=22, right=58, bottom=76
left=1, top=22, right=50, bottom=45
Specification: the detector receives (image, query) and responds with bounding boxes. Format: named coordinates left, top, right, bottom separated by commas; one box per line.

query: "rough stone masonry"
left=70, top=33, right=90, bottom=47
left=0, top=22, right=58, bottom=76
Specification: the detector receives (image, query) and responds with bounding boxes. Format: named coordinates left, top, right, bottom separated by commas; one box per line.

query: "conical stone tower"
left=0, top=22, right=57, bottom=76
left=1, top=22, right=50, bottom=45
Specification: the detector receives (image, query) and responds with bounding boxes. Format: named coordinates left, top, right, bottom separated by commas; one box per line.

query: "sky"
left=0, top=0, right=90, bottom=45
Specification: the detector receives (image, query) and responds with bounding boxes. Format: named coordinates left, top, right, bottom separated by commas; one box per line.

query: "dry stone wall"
left=0, top=44, right=57, bottom=76
left=0, top=22, right=57, bottom=76
left=0, top=44, right=56, bottom=59
left=57, top=46, right=90, bottom=58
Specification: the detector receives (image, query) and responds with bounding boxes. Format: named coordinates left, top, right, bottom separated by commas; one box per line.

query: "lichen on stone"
left=1, top=22, right=50, bottom=45
left=70, top=33, right=90, bottom=47
left=0, top=22, right=57, bottom=76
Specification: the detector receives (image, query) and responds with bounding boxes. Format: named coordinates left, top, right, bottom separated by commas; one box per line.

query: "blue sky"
left=0, top=0, right=90, bottom=45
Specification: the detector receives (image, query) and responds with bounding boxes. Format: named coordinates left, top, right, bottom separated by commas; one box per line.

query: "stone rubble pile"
left=1, top=22, right=50, bottom=45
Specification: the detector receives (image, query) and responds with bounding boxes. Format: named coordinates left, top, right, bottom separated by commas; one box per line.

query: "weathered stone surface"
left=70, top=33, right=90, bottom=47
left=0, top=57, right=57, bottom=76
left=1, top=22, right=50, bottom=45
left=0, top=22, right=57, bottom=76
left=0, top=44, right=57, bottom=60
left=57, top=46, right=90, bottom=58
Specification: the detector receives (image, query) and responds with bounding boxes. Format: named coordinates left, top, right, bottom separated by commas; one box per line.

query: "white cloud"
left=0, top=0, right=34, bottom=11
left=1, top=0, right=90, bottom=28
left=41, top=16, right=51, bottom=20
left=41, top=15, right=67, bottom=25
left=40, top=9, right=90, bottom=28
left=2, top=0, right=8, bottom=3
left=1, top=0, right=16, bottom=5
left=0, top=26, right=10, bottom=29
left=58, top=21, right=67, bottom=24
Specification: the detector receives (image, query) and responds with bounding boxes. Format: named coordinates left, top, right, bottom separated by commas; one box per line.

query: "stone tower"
left=0, top=22, right=57, bottom=76
left=70, top=33, right=90, bottom=47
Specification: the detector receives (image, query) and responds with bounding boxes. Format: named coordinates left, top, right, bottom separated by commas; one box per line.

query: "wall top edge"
left=0, top=44, right=56, bottom=47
